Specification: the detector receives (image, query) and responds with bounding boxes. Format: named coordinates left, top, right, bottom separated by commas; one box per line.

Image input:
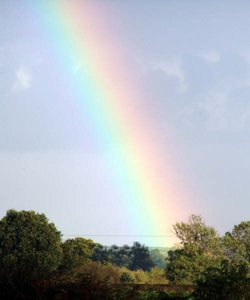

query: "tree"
left=0, top=210, right=62, bottom=298
left=60, top=237, right=96, bottom=271
left=166, top=215, right=222, bottom=283
left=129, top=242, right=155, bottom=271
left=150, top=249, right=166, bottom=268
left=193, top=260, right=250, bottom=300
left=92, top=242, right=154, bottom=271
left=92, top=244, right=112, bottom=264
left=92, top=244, right=132, bottom=268
left=109, top=244, right=132, bottom=268
left=54, top=261, right=121, bottom=300
left=173, top=215, right=221, bottom=255
left=223, top=221, right=250, bottom=265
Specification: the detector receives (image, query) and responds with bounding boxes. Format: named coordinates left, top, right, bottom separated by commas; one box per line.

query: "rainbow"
left=34, top=0, right=190, bottom=245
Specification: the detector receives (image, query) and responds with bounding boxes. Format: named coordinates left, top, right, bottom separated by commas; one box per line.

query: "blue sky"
left=0, top=1, right=250, bottom=246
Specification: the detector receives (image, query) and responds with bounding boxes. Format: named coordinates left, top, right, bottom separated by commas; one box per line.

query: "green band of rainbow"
left=33, top=0, right=190, bottom=245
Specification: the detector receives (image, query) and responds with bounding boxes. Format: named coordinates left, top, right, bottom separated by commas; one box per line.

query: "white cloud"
left=13, top=65, right=32, bottom=91
left=135, top=56, right=188, bottom=92
left=201, top=50, right=221, bottom=63
left=151, top=57, right=188, bottom=92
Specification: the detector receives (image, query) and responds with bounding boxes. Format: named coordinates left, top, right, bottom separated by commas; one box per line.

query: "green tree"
left=93, top=243, right=155, bottom=271
left=173, top=215, right=221, bottom=254
left=109, top=244, right=132, bottom=268
left=92, top=244, right=111, bottom=264
left=150, top=249, right=166, bottom=268
left=129, top=242, right=155, bottom=271
left=60, top=237, right=96, bottom=271
left=193, top=260, right=250, bottom=300
left=54, top=261, right=121, bottom=300
left=0, top=210, right=62, bottom=298
left=223, top=221, right=250, bottom=266
left=166, top=215, right=222, bottom=283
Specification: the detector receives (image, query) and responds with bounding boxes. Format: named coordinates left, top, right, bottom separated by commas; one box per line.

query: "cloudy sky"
left=1, top=1, right=250, bottom=246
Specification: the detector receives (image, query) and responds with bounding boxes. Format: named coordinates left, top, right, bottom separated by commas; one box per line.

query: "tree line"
left=166, top=215, right=250, bottom=299
left=0, top=210, right=249, bottom=299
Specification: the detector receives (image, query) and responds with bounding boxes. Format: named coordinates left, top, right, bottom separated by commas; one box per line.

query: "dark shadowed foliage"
left=193, top=260, right=250, bottom=299
left=0, top=210, right=62, bottom=299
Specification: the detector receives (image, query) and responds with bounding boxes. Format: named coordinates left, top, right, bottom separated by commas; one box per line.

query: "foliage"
left=150, top=248, right=167, bottom=268
left=148, top=267, right=168, bottom=284
left=50, top=262, right=169, bottom=299
left=117, top=266, right=167, bottom=284
left=173, top=215, right=221, bottom=254
left=92, top=243, right=111, bottom=263
left=92, top=244, right=132, bottom=267
left=130, top=242, right=155, bottom=271
left=49, top=261, right=121, bottom=300
left=133, top=268, right=149, bottom=283
left=166, top=215, right=223, bottom=284
left=50, top=262, right=190, bottom=300
left=193, top=260, right=250, bottom=299
left=0, top=209, right=248, bottom=299
left=109, top=244, right=132, bottom=267
left=137, top=290, right=192, bottom=300
left=120, top=270, right=135, bottom=283
left=0, top=209, right=62, bottom=299
left=93, top=242, right=155, bottom=271
left=74, top=260, right=121, bottom=285
left=60, top=237, right=96, bottom=271
left=223, top=221, right=250, bottom=266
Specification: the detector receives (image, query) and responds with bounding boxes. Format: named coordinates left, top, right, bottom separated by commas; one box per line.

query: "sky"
left=1, top=0, right=250, bottom=247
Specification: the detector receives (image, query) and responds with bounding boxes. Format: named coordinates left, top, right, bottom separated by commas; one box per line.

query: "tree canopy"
left=92, top=242, right=155, bottom=271
left=223, top=221, right=250, bottom=265
left=60, top=237, right=96, bottom=271
left=166, top=215, right=223, bottom=283
left=194, top=260, right=250, bottom=300
left=0, top=210, right=62, bottom=296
